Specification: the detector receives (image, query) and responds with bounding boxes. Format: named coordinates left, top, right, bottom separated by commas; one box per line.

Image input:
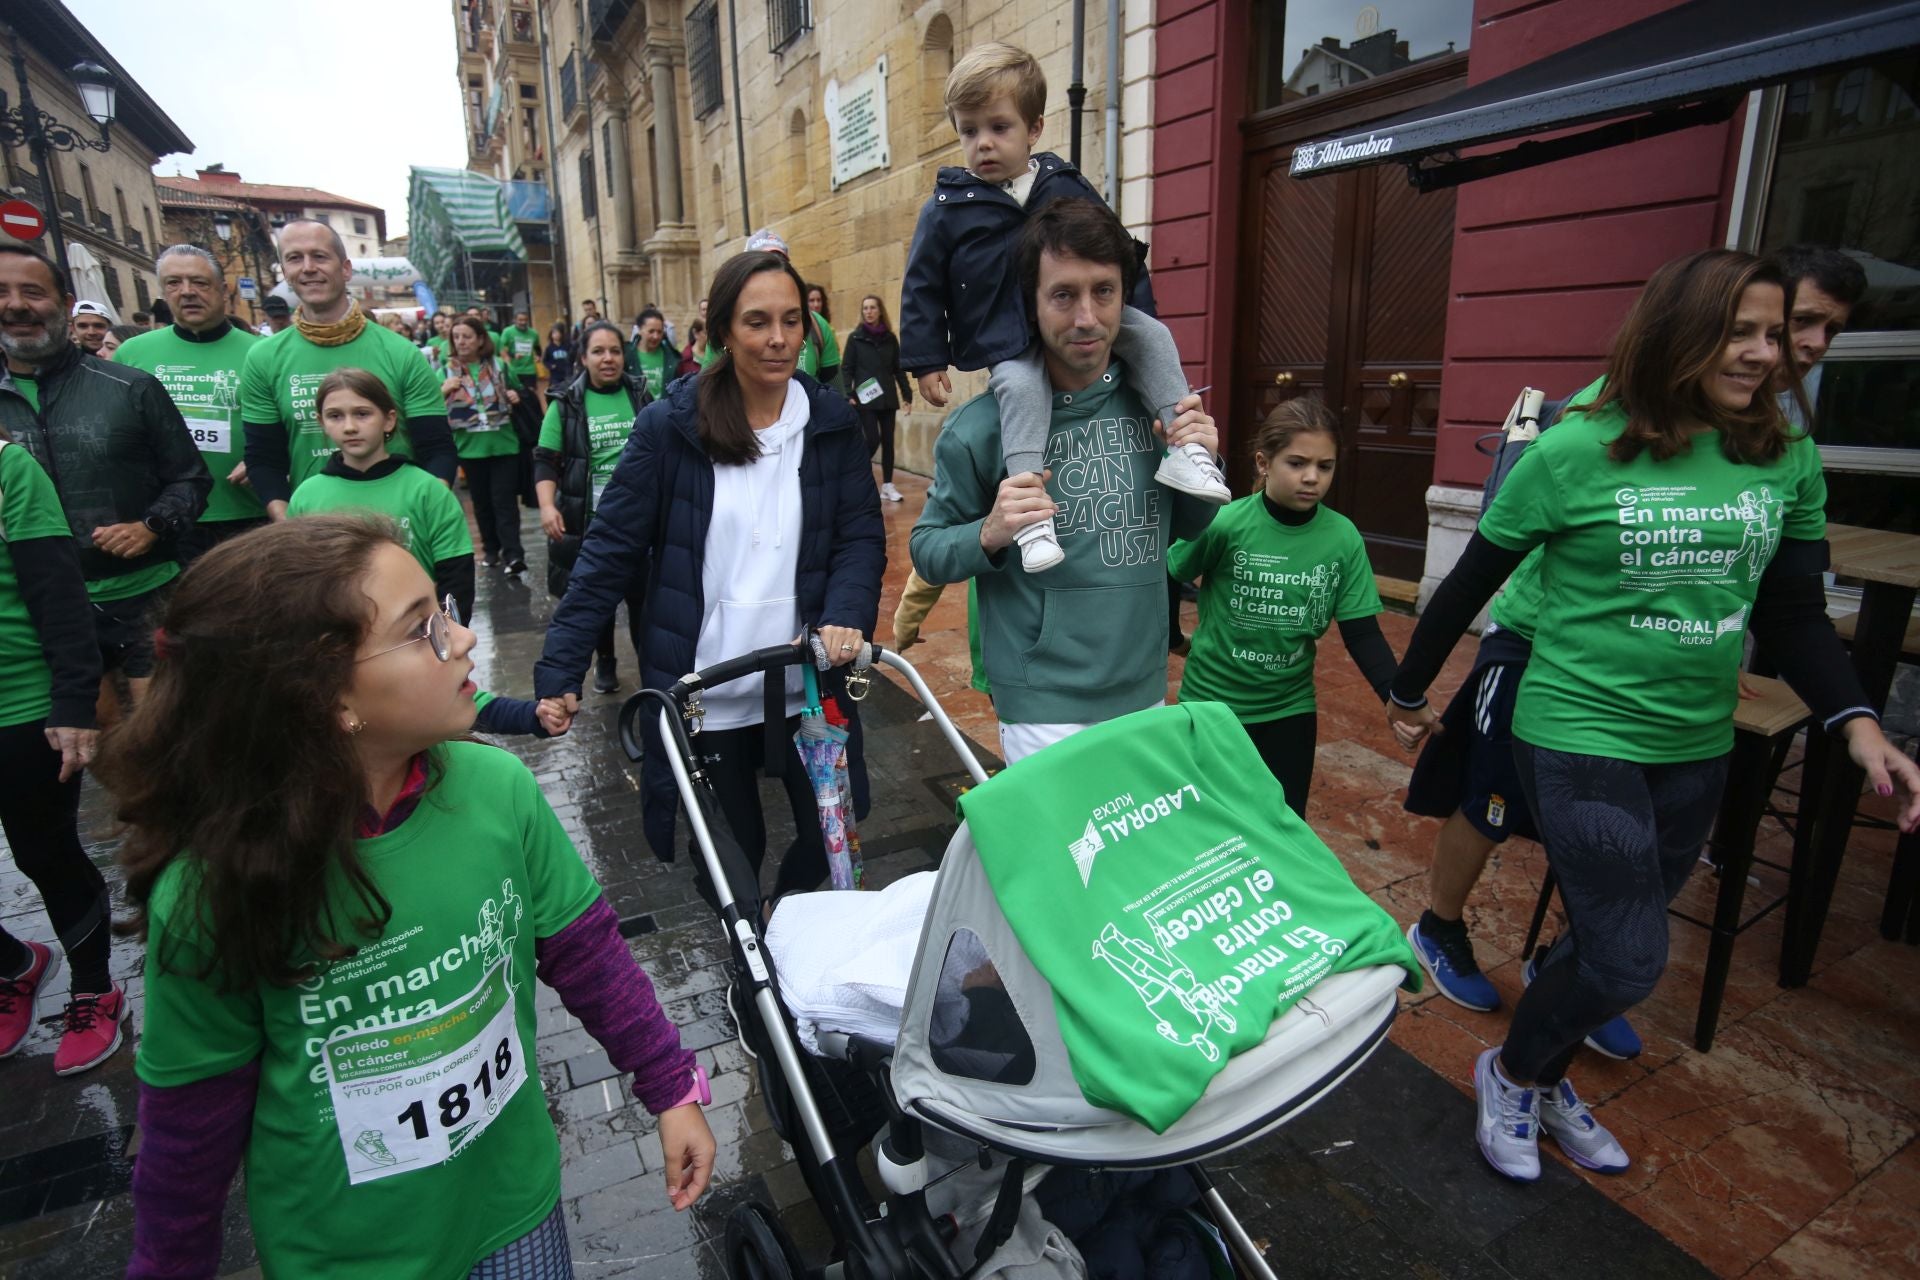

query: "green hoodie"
left=910, top=362, right=1216, bottom=724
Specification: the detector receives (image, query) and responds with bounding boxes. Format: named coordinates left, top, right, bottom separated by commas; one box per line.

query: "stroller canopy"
left=891, top=703, right=1416, bottom=1168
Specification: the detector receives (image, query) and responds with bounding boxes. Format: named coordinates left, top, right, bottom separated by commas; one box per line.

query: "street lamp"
left=0, top=35, right=119, bottom=287
left=212, top=211, right=233, bottom=241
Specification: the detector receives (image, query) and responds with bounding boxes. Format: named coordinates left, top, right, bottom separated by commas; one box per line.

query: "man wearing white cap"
left=70, top=300, right=111, bottom=356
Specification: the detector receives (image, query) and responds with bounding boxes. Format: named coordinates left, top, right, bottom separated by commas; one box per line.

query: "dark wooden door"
left=1234, top=59, right=1464, bottom=581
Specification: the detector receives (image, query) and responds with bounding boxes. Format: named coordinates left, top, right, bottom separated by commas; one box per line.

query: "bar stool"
left=1519, top=675, right=1811, bottom=1052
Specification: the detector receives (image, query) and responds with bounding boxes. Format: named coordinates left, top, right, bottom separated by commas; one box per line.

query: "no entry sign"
left=0, top=200, right=47, bottom=242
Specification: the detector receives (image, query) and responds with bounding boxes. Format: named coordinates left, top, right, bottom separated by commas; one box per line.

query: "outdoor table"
left=1779, top=523, right=1920, bottom=986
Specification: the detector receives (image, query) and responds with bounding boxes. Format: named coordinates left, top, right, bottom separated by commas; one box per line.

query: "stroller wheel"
left=725, top=1201, right=806, bottom=1280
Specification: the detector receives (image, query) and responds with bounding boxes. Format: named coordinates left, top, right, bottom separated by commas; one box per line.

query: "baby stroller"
left=621, top=640, right=1406, bottom=1279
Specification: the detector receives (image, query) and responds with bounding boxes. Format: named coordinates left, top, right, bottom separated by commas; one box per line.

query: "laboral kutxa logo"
left=1628, top=604, right=1750, bottom=646
left=1071, top=785, right=1205, bottom=886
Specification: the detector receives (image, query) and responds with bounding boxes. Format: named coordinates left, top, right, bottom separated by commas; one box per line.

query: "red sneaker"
left=53, top=985, right=129, bottom=1076
left=0, top=941, right=60, bottom=1058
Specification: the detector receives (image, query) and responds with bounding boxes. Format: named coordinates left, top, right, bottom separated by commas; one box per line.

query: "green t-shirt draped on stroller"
left=958, top=702, right=1419, bottom=1133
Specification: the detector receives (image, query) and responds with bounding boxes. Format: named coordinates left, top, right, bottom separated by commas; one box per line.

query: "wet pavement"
left=0, top=492, right=1820, bottom=1280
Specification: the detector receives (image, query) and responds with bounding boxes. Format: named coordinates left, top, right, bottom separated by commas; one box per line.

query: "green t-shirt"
left=1478, top=401, right=1827, bottom=762
left=115, top=324, right=267, bottom=524
left=499, top=326, right=540, bottom=378
left=698, top=343, right=717, bottom=370
left=1169, top=496, right=1381, bottom=723
left=135, top=742, right=603, bottom=1280
left=799, top=312, right=838, bottom=378
left=445, top=361, right=522, bottom=461
left=959, top=701, right=1418, bottom=1134
left=241, top=322, right=446, bottom=493
left=627, top=343, right=673, bottom=400
left=537, top=388, right=634, bottom=490
left=427, top=335, right=451, bottom=371
left=13, top=375, right=38, bottom=411
left=0, top=443, right=75, bottom=727
left=1485, top=549, right=1542, bottom=639
left=286, top=461, right=474, bottom=574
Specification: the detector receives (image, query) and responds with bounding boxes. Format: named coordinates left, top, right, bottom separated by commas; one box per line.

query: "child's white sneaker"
left=1015, top=517, right=1065, bottom=572
left=880, top=482, right=903, bottom=503
left=1156, top=442, right=1231, bottom=503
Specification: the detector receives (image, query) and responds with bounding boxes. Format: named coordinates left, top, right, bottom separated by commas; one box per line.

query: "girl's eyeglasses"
left=357, top=595, right=462, bottom=663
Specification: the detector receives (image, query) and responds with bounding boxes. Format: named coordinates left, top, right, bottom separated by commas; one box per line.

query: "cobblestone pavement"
left=1, top=501, right=1713, bottom=1279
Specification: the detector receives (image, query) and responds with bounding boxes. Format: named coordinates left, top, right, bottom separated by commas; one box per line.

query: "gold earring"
left=346, top=715, right=365, bottom=735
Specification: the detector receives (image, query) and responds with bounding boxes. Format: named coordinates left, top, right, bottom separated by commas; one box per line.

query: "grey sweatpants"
left=991, top=305, right=1191, bottom=477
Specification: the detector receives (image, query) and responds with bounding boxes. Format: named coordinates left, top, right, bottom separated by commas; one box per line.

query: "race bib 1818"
left=323, top=958, right=526, bottom=1184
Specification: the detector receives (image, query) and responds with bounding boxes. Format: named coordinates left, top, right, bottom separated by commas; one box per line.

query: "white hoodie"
left=695, top=378, right=811, bottom=729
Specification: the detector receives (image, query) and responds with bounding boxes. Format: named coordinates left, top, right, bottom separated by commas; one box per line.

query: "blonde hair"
left=946, top=42, right=1046, bottom=127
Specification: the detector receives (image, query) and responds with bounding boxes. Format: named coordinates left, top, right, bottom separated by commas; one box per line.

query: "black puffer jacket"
left=0, top=342, right=210, bottom=582
left=840, top=326, right=913, bottom=412
left=532, top=369, right=651, bottom=597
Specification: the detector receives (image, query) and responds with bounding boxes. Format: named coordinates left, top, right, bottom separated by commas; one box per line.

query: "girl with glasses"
left=104, top=516, right=714, bottom=1278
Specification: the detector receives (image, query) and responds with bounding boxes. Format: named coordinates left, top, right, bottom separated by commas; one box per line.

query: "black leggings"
left=1503, top=743, right=1728, bottom=1084
left=697, top=718, right=829, bottom=899
left=465, top=455, right=525, bottom=562
left=0, top=719, right=110, bottom=993
left=1244, top=712, right=1317, bottom=820
left=858, top=407, right=896, bottom=481
left=595, top=586, right=646, bottom=665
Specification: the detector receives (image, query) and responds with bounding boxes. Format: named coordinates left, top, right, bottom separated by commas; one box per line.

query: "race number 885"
left=394, top=1036, right=514, bottom=1138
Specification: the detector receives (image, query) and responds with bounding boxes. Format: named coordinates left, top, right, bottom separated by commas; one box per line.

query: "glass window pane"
left=1761, top=52, right=1920, bottom=332
left=1811, top=358, right=1920, bottom=452
left=929, top=928, right=1034, bottom=1085
left=1251, top=1, right=1471, bottom=114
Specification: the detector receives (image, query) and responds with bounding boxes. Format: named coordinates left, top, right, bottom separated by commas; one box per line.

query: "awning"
left=1290, top=0, right=1920, bottom=190
left=406, top=167, right=527, bottom=295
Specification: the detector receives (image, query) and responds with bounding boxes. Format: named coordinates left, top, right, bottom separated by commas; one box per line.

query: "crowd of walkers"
left=0, top=35, right=1916, bottom=1280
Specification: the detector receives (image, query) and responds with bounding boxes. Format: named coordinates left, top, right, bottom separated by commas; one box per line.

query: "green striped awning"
left=406, top=166, right=527, bottom=294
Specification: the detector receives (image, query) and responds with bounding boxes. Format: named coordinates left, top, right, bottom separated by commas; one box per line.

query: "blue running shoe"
left=1407, top=919, right=1501, bottom=1013
left=1473, top=1048, right=1540, bottom=1182
left=1522, top=952, right=1643, bottom=1060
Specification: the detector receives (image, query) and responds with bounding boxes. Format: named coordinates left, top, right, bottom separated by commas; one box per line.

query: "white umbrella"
left=62, top=243, right=122, bottom=324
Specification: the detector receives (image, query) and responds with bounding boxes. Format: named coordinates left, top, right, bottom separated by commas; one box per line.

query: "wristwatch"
left=671, top=1063, right=711, bottom=1109
left=141, top=514, right=169, bottom=538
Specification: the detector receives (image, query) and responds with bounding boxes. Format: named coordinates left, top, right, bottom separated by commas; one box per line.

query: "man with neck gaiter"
left=240, top=220, right=455, bottom=517
left=115, top=245, right=267, bottom=563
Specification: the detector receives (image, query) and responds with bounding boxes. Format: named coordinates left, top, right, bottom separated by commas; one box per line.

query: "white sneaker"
left=1155, top=442, right=1231, bottom=504
left=1474, top=1048, right=1541, bottom=1182
left=1015, top=517, right=1065, bottom=572
left=1538, top=1078, right=1631, bottom=1173
left=880, top=482, right=903, bottom=503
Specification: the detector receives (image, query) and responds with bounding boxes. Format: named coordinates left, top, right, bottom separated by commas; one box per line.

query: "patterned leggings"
left=469, top=1202, right=573, bottom=1278
left=1501, top=743, right=1729, bottom=1084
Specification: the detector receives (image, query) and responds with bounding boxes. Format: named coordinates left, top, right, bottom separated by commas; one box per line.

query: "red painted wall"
left=1432, top=0, right=1749, bottom=487
left=1149, top=0, right=1247, bottom=440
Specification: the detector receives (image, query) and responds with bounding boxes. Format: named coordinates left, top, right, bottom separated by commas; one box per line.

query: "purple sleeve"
left=534, top=896, right=697, bottom=1114
left=127, top=1061, right=259, bottom=1279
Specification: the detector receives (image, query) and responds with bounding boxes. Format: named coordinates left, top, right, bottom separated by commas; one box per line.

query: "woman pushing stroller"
left=535, top=250, right=886, bottom=896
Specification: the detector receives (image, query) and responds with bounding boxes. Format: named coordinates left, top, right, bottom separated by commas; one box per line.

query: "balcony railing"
left=587, top=0, right=633, bottom=40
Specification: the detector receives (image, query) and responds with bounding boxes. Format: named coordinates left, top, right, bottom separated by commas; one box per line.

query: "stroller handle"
left=666, top=636, right=885, bottom=703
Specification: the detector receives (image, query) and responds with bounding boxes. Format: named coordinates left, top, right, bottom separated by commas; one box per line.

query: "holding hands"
left=1387, top=700, right=1442, bottom=752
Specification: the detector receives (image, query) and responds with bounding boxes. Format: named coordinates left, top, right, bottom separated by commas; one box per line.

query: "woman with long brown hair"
left=442, top=315, right=527, bottom=574
left=1388, top=248, right=1920, bottom=1182
left=533, top=250, right=885, bottom=896
left=107, top=516, right=713, bottom=1277
left=842, top=293, right=913, bottom=502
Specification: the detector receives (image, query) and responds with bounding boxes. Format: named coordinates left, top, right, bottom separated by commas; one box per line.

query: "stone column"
left=605, top=97, right=638, bottom=249
left=648, top=50, right=686, bottom=226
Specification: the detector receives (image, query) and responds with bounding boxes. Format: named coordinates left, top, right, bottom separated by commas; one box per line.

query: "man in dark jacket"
left=0, top=245, right=212, bottom=704
left=533, top=367, right=884, bottom=864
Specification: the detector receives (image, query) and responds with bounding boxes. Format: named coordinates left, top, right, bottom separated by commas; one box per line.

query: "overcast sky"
left=67, top=0, right=469, bottom=239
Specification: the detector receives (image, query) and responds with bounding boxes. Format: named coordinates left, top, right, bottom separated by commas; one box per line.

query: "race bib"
left=591, top=477, right=611, bottom=510
left=514, top=340, right=534, bottom=358
left=323, top=958, right=526, bottom=1184
left=856, top=378, right=884, bottom=405
left=186, top=417, right=231, bottom=454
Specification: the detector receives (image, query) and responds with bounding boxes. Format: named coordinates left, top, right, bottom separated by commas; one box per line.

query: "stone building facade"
left=0, top=4, right=191, bottom=321
left=533, top=0, right=1157, bottom=472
